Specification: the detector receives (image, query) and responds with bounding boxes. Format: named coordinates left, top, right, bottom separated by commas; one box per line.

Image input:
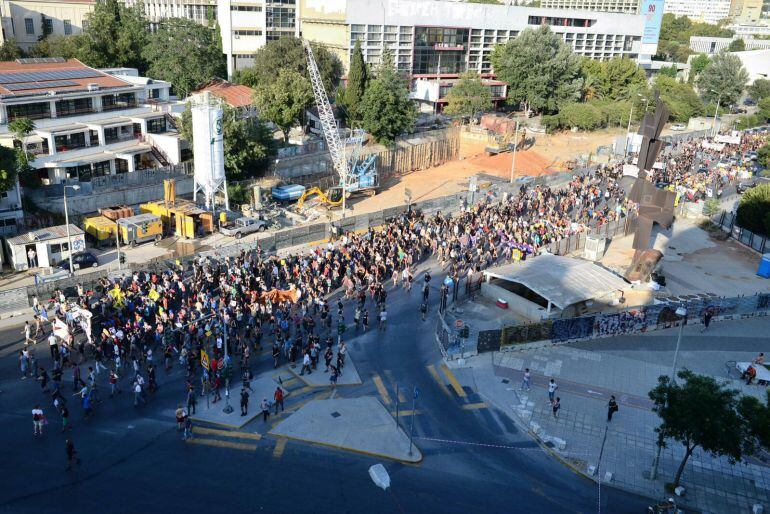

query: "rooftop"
left=194, top=79, right=254, bottom=108
left=483, top=254, right=629, bottom=310
left=8, top=224, right=84, bottom=245
left=0, top=58, right=131, bottom=99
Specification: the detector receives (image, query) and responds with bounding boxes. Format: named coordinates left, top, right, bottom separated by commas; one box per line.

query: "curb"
left=266, top=431, right=424, bottom=465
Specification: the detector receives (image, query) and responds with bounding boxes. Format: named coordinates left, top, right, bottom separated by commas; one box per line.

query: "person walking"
left=186, top=386, right=197, bottom=415
left=108, top=370, right=120, bottom=398
left=324, top=346, right=333, bottom=372
left=419, top=301, right=427, bottom=321
left=607, top=395, right=619, bottom=422
left=329, top=365, right=339, bottom=389
left=32, top=405, right=44, bottom=436
left=175, top=405, right=186, bottom=430
left=273, top=386, right=284, bottom=415
left=240, top=388, right=249, bottom=416
left=378, top=308, right=387, bottom=331
left=552, top=397, right=561, bottom=419
left=65, top=439, right=81, bottom=471
left=701, top=308, right=714, bottom=333
left=547, top=379, right=558, bottom=404
left=300, top=351, right=312, bottom=376
left=521, top=368, right=531, bottom=391
left=260, top=398, right=270, bottom=422
left=182, top=415, right=193, bottom=441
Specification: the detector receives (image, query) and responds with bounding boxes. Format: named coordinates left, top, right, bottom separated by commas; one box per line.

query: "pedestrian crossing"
left=187, top=426, right=261, bottom=451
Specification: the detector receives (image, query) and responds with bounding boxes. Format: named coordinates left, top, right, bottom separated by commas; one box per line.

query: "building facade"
left=663, top=0, right=732, bottom=24
left=540, top=0, right=640, bottom=14
left=0, top=0, right=93, bottom=51
left=729, top=21, right=770, bottom=36
left=0, top=58, right=181, bottom=187
left=729, top=0, right=764, bottom=22
left=689, top=35, right=770, bottom=54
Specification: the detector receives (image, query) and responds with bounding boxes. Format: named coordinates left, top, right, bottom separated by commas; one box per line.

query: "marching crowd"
left=16, top=159, right=635, bottom=471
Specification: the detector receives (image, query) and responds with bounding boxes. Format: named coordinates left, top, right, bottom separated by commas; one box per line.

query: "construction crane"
left=302, top=40, right=377, bottom=217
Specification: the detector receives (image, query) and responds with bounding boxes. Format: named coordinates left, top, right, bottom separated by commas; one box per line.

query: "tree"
left=658, top=65, right=678, bottom=78
left=142, top=18, right=226, bottom=98
left=748, top=79, right=770, bottom=102
left=0, top=145, right=19, bottom=194
left=359, top=52, right=416, bottom=145
left=738, top=392, right=770, bottom=451
left=737, top=183, right=770, bottom=235
left=759, top=144, right=770, bottom=169
left=252, top=69, right=313, bottom=144
left=653, top=75, right=705, bottom=122
left=179, top=105, right=277, bottom=179
left=759, top=97, right=770, bottom=121
left=657, top=14, right=733, bottom=62
left=727, top=38, right=746, bottom=52
left=649, top=370, right=752, bottom=490
left=237, top=37, right=343, bottom=95
left=28, top=35, right=85, bottom=59
left=556, top=103, right=603, bottom=130
left=77, top=0, right=148, bottom=71
left=8, top=118, right=35, bottom=162
left=581, top=57, right=647, bottom=101
left=688, top=54, right=711, bottom=83
left=490, top=26, right=582, bottom=114
left=444, top=71, right=492, bottom=119
left=338, top=40, right=368, bottom=127
left=697, top=51, right=749, bottom=107
left=0, top=39, right=24, bottom=61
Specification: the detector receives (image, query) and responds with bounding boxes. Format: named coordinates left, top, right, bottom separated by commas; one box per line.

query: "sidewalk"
left=466, top=318, right=770, bottom=514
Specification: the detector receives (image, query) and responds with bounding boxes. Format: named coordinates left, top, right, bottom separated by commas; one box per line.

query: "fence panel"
left=0, top=287, right=31, bottom=316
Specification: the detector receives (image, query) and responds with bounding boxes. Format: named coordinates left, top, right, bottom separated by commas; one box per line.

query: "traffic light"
left=119, top=252, right=126, bottom=265
left=460, top=326, right=470, bottom=338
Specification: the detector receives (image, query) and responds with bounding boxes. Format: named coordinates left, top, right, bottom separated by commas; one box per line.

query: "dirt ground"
left=338, top=128, right=625, bottom=218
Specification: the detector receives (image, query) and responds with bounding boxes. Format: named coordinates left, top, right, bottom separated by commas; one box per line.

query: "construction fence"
left=473, top=292, right=770, bottom=351
left=711, top=209, right=769, bottom=255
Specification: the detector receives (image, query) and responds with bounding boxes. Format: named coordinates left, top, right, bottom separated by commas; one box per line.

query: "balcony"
left=105, top=133, right=139, bottom=145
left=56, top=107, right=96, bottom=118
left=102, top=101, right=138, bottom=112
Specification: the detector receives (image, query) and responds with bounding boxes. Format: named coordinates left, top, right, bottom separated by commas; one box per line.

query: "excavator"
left=485, top=129, right=526, bottom=155
left=295, top=186, right=344, bottom=211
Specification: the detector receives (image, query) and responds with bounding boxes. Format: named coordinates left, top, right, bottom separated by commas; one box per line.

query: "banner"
left=640, top=0, right=665, bottom=45
left=200, top=349, right=210, bottom=370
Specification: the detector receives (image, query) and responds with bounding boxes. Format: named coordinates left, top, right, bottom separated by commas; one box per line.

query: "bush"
left=758, top=144, right=770, bottom=169
left=736, top=183, right=770, bottom=236
left=555, top=102, right=604, bottom=131
left=703, top=198, right=720, bottom=216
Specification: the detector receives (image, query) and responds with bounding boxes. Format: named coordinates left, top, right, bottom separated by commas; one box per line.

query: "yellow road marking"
left=426, top=364, right=452, bottom=398
left=273, top=438, right=287, bottom=458
left=390, top=409, right=422, bottom=416
left=440, top=363, right=467, bottom=398
left=372, top=373, right=393, bottom=405
left=461, top=402, right=488, bottom=411
left=193, top=426, right=262, bottom=440
left=276, top=377, right=299, bottom=387
left=292, top=385, right=315, bottom=395
left=186, top=438, right=257, bottom=451
left=398, top=390, right=407, bottom=403
left=383, top=370, right=407, bottom=402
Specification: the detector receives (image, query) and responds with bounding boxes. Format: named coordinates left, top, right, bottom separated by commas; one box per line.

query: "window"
left=232, top=5, right=262, bottom=11
left=234, top=29, right=262, bottom=36
left=7, top=102, right=51, bottom=121
left=24, top=18, right=34, bottom=35
left=101, top=93, right=136, bottom=111
left=147, top=117, right=167, bottom=134
left=43, top=18, right=53, bottom=35
left=63, top=19, right=72, bottom=35
left=55, top=97, right=93, bottom=117
left=266, top=6, right=295, bottom=28
left=148, top=88, right=161, bottom=99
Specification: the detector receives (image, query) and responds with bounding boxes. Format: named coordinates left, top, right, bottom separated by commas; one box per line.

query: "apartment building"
left=663, top=0, right=732, bottom=24
left=0, top=0, right=93, bottom=50
left=540, top=0, right=640, bottom=14
left=729, top=0, right=764, bottom=22
left=690, top=34, right=770, bottom=54
left=0, top=58, right=181, bottom=187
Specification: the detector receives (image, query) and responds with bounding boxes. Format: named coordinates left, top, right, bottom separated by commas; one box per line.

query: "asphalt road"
left=0, top=261, right=654, bottom=514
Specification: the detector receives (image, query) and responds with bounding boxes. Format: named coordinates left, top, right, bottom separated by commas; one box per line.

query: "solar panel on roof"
left=4, top=80, right=79, bottom=91
left=0, top=69, right=103, bottom=84
left=15, top=57, right=66, bottom=65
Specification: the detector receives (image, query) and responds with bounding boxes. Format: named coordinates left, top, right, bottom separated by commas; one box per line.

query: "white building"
left=0, top=177, right=23, bottom=236
left=728, top=21, right=770, bottom=37
left=690, top=35, right=770, bottom=54
left=0, top=0, right=94, bottom=51
left=663, top=0, right=732, bottom=25
left=732, top=49, right=770, bottom=84
left=0, top=58, right=182, bottom=186
left=540, top=0, right=640, bottom=14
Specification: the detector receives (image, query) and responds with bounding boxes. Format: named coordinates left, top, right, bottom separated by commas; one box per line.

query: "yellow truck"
left=117, top=213, right=163, bottom=247
left=84, top=215, right=118, bottom=248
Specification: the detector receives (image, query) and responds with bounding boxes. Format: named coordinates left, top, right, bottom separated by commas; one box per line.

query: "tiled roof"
left=195, top=79, right=254, bottom=108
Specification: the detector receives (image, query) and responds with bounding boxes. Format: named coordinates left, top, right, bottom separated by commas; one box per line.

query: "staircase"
left=164, top=113, right=179, bottom=132
left=150, top=145, right=169, bottom=166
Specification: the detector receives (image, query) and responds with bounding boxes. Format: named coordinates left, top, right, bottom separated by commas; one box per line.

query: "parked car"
left=58, top=251, right=99, bottom=270
left=744, top=98, right=757, bottom=106
left=737, top=181, right=757, bottom=194
left=670, top=123, right=686, bottom=131
left=220, top=216, right=267, bottom=239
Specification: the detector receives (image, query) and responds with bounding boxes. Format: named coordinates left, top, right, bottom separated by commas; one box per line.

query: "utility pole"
left=408, top=387, right=419, bottom=457
left=509, top=120, right=519, bottom=184
left=222, top=313, right=233, bottom=414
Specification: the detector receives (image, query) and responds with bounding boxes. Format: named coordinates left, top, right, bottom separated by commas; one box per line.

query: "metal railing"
left=711, top=209, right=768, bottom=254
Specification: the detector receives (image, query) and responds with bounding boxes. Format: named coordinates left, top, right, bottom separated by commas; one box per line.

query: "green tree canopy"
left=444, top=71, right=493, bottom=119
left=689, top=54, right=711, bottom=82
left=727, top=38, right=746, bottom=52
left=338, top=40, right=368, bottom=127
left=748, top=79, right=770, bottom=102
left=8, top=117, right=35, bottom=162
left=0, top=39, right=24, bottom=61
left=657, top=14, right=734, bottom=62
left=78, top=0, right=148, bottom=71
left=737, top=182, right=770, bottom=236
left=142, top=18, right=226, bottom=98
left=359, top=52, right=416, bottom=145
left=237, top=37, right=343, bottom=95
left=28, top=35, right=85, bottom=59
left=697, top=51, right=749, bottom=106
left=652, top=75, right=704, bottom=122
left=490, top=26, right=582, bottom=114
left=0, top=145, right=19, bottom=194
left=179, top=105, right=276, bottom=179
left=649, top=370, right=753, bottom=489
left=581, top=57, right=647, bottom=101
left=252, top=68, right=314, bottom=143
left=658, top=65, right=678, bottom=78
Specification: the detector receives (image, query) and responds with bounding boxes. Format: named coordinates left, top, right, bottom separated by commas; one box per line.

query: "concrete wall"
left=480, top=282, right=551, bottom=322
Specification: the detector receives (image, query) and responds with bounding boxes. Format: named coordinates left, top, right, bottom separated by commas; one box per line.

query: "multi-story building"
left=0, top=0, right=93, bottom=51
left=663, top=0, right=732, bottom=24
left=540, top=0, right=640, bottom=14
left=729, top=0, right=764, bottom=22
left=0, top=58, right=182, bottom=186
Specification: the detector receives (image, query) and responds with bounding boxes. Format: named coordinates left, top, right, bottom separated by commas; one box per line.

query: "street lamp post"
left=710, top=90, right=723, bottom=138
left=625, top=93, right=643, bottom=158
left=63, top=184, right=80, bottom=274
left=650, top=306, right=687, bottom=480
left=509, top=120, right=519, bottom=184
left=222, top=312, right=233, bottom=414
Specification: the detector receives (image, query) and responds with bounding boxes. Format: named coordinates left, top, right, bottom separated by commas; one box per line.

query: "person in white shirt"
left=32, top=405, right=44, bottom=435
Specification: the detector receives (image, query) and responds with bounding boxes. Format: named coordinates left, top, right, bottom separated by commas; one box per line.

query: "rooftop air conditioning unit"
left=584, top=235, right=606, bottom=261
left=47, top=90, right=56, bottom=96
left=87, top=83, right=99, bottom=91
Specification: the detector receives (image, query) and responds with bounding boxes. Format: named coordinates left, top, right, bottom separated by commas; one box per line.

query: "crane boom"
left=302, top=40, right=348, bottom=184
